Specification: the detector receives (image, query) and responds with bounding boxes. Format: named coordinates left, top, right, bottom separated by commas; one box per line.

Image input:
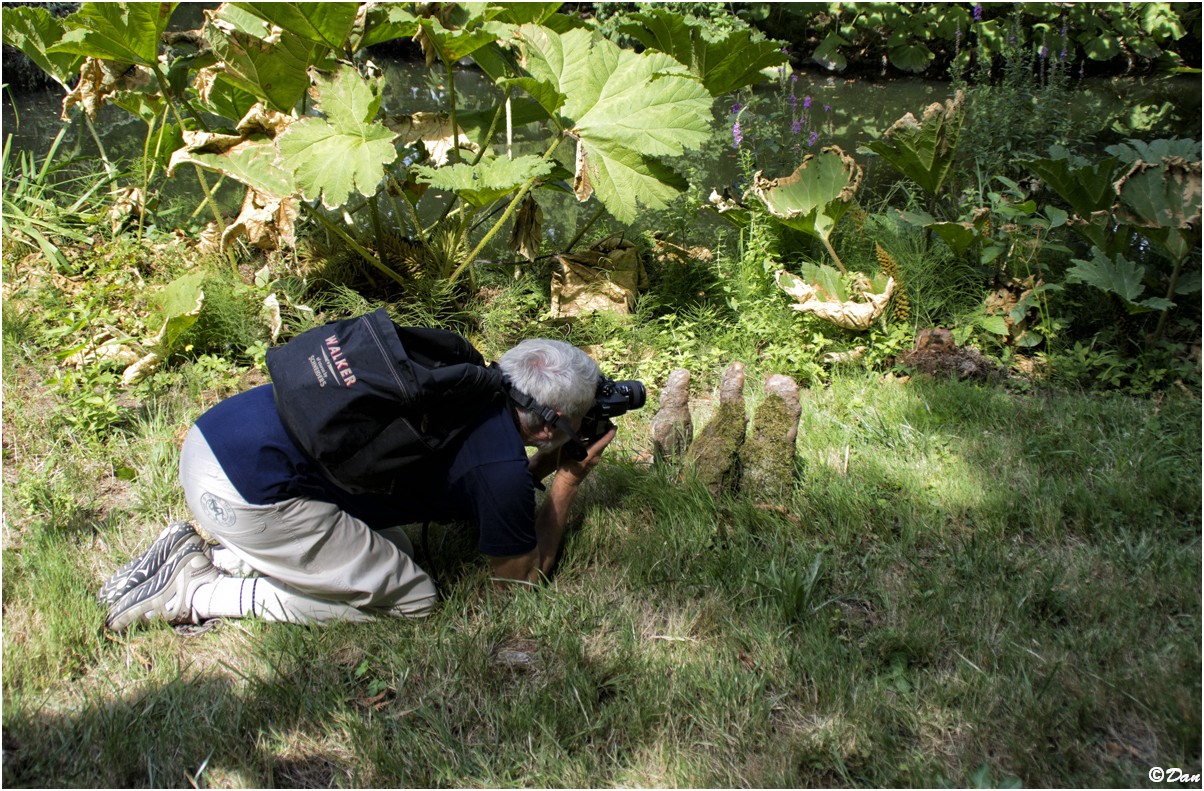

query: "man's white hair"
left=498, top=339, right=599, bottom=435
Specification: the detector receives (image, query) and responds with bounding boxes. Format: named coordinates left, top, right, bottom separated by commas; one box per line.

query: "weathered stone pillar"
left=651, top=368, right=693, bottom=462
left=738, top=374, right=802, bottom=500
left=685, top=361, right=747, bottom=496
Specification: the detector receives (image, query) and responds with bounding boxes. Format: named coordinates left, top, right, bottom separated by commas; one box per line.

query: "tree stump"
left=651, top=368, right=693, bottom=462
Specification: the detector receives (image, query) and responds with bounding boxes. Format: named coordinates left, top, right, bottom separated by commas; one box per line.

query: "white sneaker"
left=97, top=521, right=202, bottom=606
left=105, top=544, right=219, bottom=632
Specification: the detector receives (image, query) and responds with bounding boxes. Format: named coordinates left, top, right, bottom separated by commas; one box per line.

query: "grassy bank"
left=2, top=321, right=1199, bottom=786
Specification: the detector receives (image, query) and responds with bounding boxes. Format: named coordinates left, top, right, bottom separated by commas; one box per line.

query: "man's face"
left=522, top=411, right=582, bottom=453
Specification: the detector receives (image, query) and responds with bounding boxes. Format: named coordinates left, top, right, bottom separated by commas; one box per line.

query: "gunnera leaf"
left=864, top=90, right=964, bottom=196
left=413, top=155, right=553, bottom=208
left=618, top=8, right=789, bottom=96
left=510, top=24, right=712, bottom=224
left=276, top=64, right=398, bottom=209
left=751, top=146, right=863, bottom=245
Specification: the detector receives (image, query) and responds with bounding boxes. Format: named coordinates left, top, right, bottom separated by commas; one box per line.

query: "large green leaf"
left=276, top=65, right=397, bottom=209
left=1, top=6, right=85, bottom=89
left=888, top=42, right=935, bottom=73
left=474, top=7, right=586, bottom=84
left=1066, top=248, right=1173, bottom=311
left=418, top=14, right=512, bottom=63
left=109, top=89, right=165, bottom=125
left=204, top=4, right=317, bottom=112
left=1106, top=138, right=1201, bottom=165
left=352, top=4, right=419, bottom=51
left=169, top=132, right=295, bottom=197
left=751, top=147, right=863, bottom=243
left=231, top=2, right=358, bottom=49
left=928, top=221, right=981, bottom=256
left=414, top=155, right=554, bottom=208
left=497, top=75, right=565, bottom=117
left=864, top=92, right=964, bottom=197
left=49, top=2, right=177, bottom=66
left=154, top=271, right=207, bottom=352
left=1020, top=145, right=1121, bottom=217
left=193, top=71, right=261, bottom=123
left=513, top=24, right=712, bottom=223
left=812, top=31, right=849, bottom=71
left=618, top=9, right=788, bottom=96
left=1113, top=154, right=1202, bottom=231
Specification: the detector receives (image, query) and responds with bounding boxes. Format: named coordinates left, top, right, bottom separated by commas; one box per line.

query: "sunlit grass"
left=2, top=262, right=1199, bottom=787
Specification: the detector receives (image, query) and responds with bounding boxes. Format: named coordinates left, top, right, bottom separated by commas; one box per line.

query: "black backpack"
left=265, top=308, right=506, bottom=495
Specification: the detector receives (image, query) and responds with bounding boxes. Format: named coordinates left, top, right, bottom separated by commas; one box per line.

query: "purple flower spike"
left=732, top=121, right=744, bottom=149
left=824, top=103, right=831, bottom=112
left=731, top=103, right=742, bottom=114
left=808, top=131, right=819, bottom=147
left=792, top=118, right=803, bottom=135
left=973, top=3, right=982, bottom=21
left=803, top=96, right=812, bottom=110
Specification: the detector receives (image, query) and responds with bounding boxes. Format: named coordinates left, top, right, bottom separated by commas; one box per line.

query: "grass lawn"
left=2, top=343, right=1199, bottom=787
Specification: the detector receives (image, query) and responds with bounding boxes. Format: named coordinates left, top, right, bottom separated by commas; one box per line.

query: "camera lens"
left=619, top=380, right=646, bottom=409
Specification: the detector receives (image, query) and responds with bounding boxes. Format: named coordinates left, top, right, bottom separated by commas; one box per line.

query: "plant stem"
left=820, top=236, right=848, bottom=274
left=392, top=183, right=427, bottom=245
left=368, top=194, right=385, bottom=251
left=451, top=135, right=562, bottom=284
left=432, top=83, right=511, bottom=230
left=441, top=52, right=461, bottom=164
left=136, top=111, right=157, bottom=243
left=148, top=61, right=226, bottom=241
left=302, top=203, right=407, bottom=287
left=565, top=206, right=605, bottom=254
left=471, top=85, right=511, bottom=168
left=149, top=61, right=210, bottom=134
left=1152, top=249, right=1185, bottom=343
left=82, top=115, right=117, bottom=182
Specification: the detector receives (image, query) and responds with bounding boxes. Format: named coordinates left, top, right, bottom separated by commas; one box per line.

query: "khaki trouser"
left=179, top=425, right=438, bottom=623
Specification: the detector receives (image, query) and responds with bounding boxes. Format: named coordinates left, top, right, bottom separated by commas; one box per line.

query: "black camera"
left=573, top=376, right=646, bottom=456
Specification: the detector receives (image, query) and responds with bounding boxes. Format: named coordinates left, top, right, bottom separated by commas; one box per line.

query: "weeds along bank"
left=2, top=2, right=1199, bottom=394
left=2, top=1, right=1202, bottom=787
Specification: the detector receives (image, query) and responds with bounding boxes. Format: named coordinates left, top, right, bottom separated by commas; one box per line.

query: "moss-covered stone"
left=685, top=362, right=746, bottom=495
left=738, top=374, right=801, bottom=501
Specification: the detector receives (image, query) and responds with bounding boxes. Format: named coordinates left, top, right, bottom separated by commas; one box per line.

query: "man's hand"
left=556, top=426, right=617, bottom=487
left=494, top=426, right=618, bottom=585
left=527, top=447, right=560, bottom=482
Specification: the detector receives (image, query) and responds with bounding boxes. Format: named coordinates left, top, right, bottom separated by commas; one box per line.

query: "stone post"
left=738, top=374, right=802, bottom=500
left=685, top=361, right=747, bottom=496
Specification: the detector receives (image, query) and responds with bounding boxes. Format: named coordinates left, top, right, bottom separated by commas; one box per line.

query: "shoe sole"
left=97, top=522, right=200, bottom=607
left=105, top=548, right=217, bottom=633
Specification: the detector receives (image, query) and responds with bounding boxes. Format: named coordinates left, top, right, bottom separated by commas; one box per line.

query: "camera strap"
left=503, top=381, right=589, bottom=461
